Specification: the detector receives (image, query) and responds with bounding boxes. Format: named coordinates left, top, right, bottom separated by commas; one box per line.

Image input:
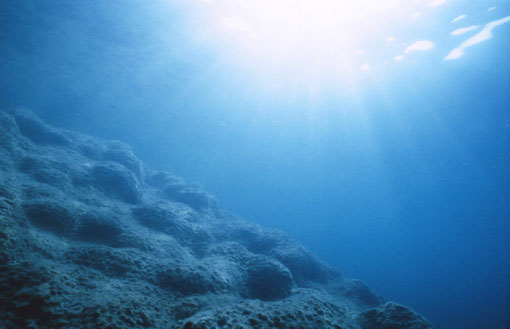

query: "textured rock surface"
left=0, top=108, right=433, bottom=329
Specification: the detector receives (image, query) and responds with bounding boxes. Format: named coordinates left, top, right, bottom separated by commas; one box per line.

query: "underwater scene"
left=0, top=1, right=509, bottom=328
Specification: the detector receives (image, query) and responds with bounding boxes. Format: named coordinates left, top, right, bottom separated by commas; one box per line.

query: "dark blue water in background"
left=1, top=1, right=509, bottom=328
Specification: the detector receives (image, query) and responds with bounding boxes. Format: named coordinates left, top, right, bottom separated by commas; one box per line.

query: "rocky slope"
left=0, top=108, right=433, bottom=329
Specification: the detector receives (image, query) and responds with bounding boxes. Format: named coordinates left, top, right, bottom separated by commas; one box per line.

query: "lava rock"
left=23, top=200, right=78, bottom=237
left=74, top=212, right=126, bottom=247
left=0, top=109, right=434, bottom=329
left=206, top=242, right=293, bottom=301
left=150, top=172, right=217, bottom=211
left=155, top=263, right=227, bottom=296
left=103, top=140, right=146, bottom=182
left=132, top=203, right=212, bottom=255
left=0, top=111, right=22, bottom=152
left=90, top=162, right=142, bottom=204
left=357, top=302, right=433, bottom=329
left=337, top=278, right=385, bottom=308
left=215, top=222, right=334, bottom=285
left=9, top=108, right=70, bottom=147
left=244, top=255, right=294, bottom=301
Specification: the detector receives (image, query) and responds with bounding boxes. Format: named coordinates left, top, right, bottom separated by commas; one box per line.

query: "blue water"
left=1, top=1, right=509, bottom=328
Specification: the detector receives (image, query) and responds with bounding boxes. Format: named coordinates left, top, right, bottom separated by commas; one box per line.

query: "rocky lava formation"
left=0, top=109, right=433, bottom=328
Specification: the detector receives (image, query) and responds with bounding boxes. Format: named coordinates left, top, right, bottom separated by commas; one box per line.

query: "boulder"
left=333, top=278, right=384, bottom=308
left=215, top=221, right=334, bottom=285
left=357, top=302, right=434, bottom=329
left=90, top=162, right=143, bottom=204
left=8, top=108, right=70, bottom=147
left=155, top=262, right=227, bottom=296
left=132, top=203, right=211, bottom=256
left=149, top=171, right=217, bottom=211
left=103, top=140, right=146, bottom=182
left=23, top=200, right=78, bottom=238
left=244, top=255, right=294, bottom=301
left=206, top=242, right=294, bottom=301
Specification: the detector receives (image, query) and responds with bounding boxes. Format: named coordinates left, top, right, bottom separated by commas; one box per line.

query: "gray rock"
left=8, top=108, right=70, bottom=147
left=244, top=255, right=294, bottom=301
left=214, top=221, right=334, bottom=285
left=0, top=111, right=22, bottom=152
left=161, top=183, right=217, bottom=212
left=132, top=203, right=212, bottom=256
left=357, top=302, right=434, bottom=329
left=103, top=140, right=147, bottom=182
left=339, top=278, right=385, bottom=308
left=0, top=109, right=434, bottom=329
left=206, top=241, right=294, bottom=300
left=149, top=171, right=218, bottom=211
left=155, top=262, right=228, bottom=296
left=90, top=162, right=143, bottom=204
left=74, top=211, right=128, bottom=247
left=23, top=200, right=78, bottom=237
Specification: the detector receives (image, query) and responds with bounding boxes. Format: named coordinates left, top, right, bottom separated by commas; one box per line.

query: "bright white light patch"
left=451, top=25, right=479, bottom=36
left=428, top=0, right=446, bottom=7
left=461, top=16, right=510, bottom=48
left=394, top=55, right=404, bottom=61
left=405, top=40, right=434, bottom=53
left=196, top=0, right=442, bottom=87
left=451, top=14, right=466, bottom=23
left=443, top=48, right=464, bottom=60
left=221, top=16, right=257, bottom=37
left=487, top=6, right=497, bottom=12
left=445, top=16, right=510, bottom=60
